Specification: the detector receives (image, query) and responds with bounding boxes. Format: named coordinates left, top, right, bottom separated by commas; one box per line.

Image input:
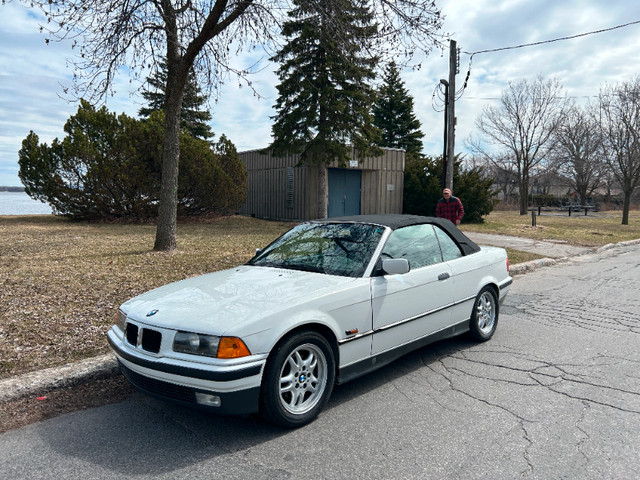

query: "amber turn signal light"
left=217, top=337, right=251, bottom=359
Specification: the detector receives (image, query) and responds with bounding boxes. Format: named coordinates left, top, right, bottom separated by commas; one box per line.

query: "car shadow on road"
left=33, top=336, right=477, bottom=477
left=326, top=336, right=476, bottom=410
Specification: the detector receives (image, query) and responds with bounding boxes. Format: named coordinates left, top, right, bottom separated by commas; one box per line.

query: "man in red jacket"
left=436, top=188, right=464, bottom=225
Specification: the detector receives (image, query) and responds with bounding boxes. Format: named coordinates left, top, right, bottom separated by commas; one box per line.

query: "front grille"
left=126, top=323, right=138, bottom=346
left=141, top=329, right=161, bottom=352
left=124, top=323, right=162, bottom=353
left=119, top=362, right=195, bottom=404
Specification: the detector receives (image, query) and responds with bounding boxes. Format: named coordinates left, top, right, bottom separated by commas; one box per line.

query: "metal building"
left=238, top=147, right=405, bottom=221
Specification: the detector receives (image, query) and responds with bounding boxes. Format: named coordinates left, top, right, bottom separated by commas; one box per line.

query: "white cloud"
left=1, top=0, right=640, bottom=186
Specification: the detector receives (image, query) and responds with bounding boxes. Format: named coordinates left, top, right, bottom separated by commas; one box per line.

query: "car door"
left=433, top=225, right=477, bottom=322
left=371, top=224, right=455, bottom=355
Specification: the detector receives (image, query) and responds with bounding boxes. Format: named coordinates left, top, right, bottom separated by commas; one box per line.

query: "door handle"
left=438, top=272, right=450, bottom=281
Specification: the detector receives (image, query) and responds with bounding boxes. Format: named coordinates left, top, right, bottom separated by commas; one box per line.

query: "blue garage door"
left=328, top=168, right=361, bottom=217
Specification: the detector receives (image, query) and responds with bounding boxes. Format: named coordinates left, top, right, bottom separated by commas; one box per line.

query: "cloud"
left=0, top=3, right=140, bottom=185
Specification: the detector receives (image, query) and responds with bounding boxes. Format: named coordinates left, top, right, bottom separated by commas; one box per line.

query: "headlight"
left=173, top=331, right=220, bottom=357
left=172, top=332, right=251, bottom=359
left=116, top=309, right=127, bottom=332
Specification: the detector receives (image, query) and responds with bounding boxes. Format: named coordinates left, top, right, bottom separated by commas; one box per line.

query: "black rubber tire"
left=469, top=286, right=499, bottom=342
left=260, top=331, right=335, bottom=428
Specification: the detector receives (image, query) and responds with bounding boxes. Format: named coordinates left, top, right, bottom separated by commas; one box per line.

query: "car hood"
left=121, top=265, right=357, bottom=335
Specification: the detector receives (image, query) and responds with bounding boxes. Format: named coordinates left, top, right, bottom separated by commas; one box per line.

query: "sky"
left=1, top=0, right=640, bottom=186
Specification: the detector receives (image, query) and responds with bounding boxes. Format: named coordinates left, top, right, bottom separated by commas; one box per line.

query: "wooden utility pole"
left=440, top=78, right=448, bottom=190
left=445, top=39, right=457, bottom=191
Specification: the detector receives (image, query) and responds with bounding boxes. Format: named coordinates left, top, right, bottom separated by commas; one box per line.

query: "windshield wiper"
left=281, top=264, right=326, bottom=274
left=248, top=259, right=282, bottom=268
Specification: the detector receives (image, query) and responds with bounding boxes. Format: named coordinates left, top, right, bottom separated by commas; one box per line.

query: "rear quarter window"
left=435, top=226, right=463, bottom=261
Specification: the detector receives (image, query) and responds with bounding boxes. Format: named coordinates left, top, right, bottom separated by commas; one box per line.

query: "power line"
left=462, top=95, right=597, bottom=101
left=463, top=19, right=640, bottom=58
left=459, top=19, right=640, bottom=92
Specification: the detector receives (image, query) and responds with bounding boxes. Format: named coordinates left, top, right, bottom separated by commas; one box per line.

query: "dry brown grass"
left=461, top=210, right=640, bottom=246
left=0, top=215, right=292, bottom=379
left=502, top=248, right=542, bottom=265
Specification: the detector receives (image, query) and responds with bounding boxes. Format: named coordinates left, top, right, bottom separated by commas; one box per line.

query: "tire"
left=469, top=287, right=498, bottom=342
left=260, top=331, right=335, bottom=428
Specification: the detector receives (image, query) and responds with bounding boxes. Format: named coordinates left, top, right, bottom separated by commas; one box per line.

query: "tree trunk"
left=317, top=163, right=328, bottom=219
left=154, top=75, right=185, bottom=251
left=622, top=191, right=631, bottom=225
left=578, top=187, right=588, bottom=207
left=519, top=178, right=528, bottom=215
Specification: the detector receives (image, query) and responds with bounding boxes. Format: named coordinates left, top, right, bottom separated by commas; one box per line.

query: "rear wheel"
left=469, top=287, right=498, bottom=341
left=260, top=331, right=335, bottom=428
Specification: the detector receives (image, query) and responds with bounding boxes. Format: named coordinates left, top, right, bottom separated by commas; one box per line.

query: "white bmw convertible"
left=107, top=215, right=512, bottom=427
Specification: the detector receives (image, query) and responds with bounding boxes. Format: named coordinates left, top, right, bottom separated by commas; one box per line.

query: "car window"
left=381, top=224, right=443, bottom=269
left=248, top=222, right=385, bottom=277
left=434, top=226, right=463, bottom=261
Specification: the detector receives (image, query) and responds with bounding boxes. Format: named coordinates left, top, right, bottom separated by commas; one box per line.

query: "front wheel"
left=260, top=331, right=335, bottom=428
left=469, top=287, right=498, bottom=341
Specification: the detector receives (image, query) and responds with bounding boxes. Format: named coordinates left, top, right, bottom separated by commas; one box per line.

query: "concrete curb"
left=509, top=257, right=558, bottom=275
left=597, top=238, right=640, bottom=252
left=0, top=354, right=118, bottom=404
left=2, top=238, right=639, bottom=405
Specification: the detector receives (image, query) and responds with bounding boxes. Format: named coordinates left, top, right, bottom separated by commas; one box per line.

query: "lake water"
left=0, top=191, right=53, bottom=215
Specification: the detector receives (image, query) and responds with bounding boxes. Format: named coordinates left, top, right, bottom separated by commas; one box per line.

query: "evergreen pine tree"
left=269, top=0, right=382, bottom=217
left=373, top=61, right=424, bottom=155
left=139, top=60, right=214, bottom=140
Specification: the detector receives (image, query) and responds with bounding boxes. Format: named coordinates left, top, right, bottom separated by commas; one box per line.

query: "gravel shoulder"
left=0, top=376, right=133, bottom=434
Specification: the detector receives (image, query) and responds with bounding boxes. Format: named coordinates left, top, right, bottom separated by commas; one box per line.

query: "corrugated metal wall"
left=239, top=148, right=405, bottom=221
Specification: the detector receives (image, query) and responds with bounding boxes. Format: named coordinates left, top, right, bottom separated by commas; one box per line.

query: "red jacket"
left=436, top=196, right=464, bottom=223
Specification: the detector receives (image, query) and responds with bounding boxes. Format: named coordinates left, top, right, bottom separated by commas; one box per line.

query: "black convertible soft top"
left=315, top=214, right=481, bottom=256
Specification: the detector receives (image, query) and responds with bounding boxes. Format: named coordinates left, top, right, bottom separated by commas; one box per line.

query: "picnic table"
left=527, top=204, right=598, bottom=226
left=559, top=204, right=598, bottom=216
left=528, top=205, right=597, bottom=216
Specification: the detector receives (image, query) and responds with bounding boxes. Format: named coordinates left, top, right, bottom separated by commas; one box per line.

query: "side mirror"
left=381, top=258, right=410, bottom=275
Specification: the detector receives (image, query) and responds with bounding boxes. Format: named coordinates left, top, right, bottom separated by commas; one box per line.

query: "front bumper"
left=107, top=327, right=266, bottom=415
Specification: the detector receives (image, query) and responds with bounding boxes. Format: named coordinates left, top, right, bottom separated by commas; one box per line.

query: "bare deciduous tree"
left=14, top=0, right=444, bottom=250
left=465, top=151, right=518, bottom=206
left=551, top=104, right=604, bottom=206
left=474, top=76, right=569, bottom=214
left=598, top=77, right=640, bottom=225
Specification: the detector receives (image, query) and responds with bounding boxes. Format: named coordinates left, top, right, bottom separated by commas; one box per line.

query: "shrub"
left=403, top=154, right=496, bottom=223
left=19, top=102, right=246, bottom=220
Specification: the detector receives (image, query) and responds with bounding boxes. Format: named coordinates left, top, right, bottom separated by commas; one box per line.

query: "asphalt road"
left=1, top=243, right=639, bottom=479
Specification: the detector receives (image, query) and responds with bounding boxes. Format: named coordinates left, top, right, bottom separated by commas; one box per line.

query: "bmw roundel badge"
left=146, top=309, right=159, bottom=317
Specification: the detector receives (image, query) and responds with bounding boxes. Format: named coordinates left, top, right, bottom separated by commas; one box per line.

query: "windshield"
left=247, top=222, right=386, bottom=277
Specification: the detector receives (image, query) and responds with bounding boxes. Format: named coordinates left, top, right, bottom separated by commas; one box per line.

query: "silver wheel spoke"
left=304, top=353, right=317, bottom=371
left=288, top=352, right=302, bottom=371
left=290, top=389, right=303, bottom=407
left=280, top=372, right=295, bottom=392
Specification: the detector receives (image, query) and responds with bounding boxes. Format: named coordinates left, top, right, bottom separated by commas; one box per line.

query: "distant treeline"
left=0, top=186, right=25, bottom=192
